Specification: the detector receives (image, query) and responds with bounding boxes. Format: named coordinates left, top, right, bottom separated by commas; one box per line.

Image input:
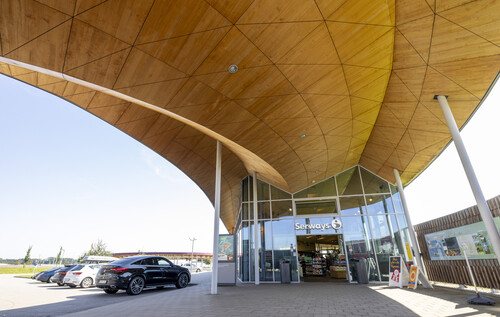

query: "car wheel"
left=196, top=268, right=201, bottom=273
left=47, top=276, right=53, bottom=283
left=104, top=289, right=118, bottom=294
left=175, top=273, right=189, bottom=289
left=80, top=277, right=92, bottom=288
left=57, top=283, right=64, bottom=286
left=126, top=276, right=145, bottom=295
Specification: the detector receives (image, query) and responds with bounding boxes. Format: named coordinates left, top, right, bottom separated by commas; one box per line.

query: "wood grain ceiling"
left=1, top=0, right=499, bottom=231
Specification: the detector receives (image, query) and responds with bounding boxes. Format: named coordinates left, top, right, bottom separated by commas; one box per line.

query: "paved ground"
left=1, top=273, right=500, bottom=317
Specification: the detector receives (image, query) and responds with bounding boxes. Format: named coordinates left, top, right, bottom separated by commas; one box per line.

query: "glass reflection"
left=240, top=222, right=249, bottom=281
left=342, top=216, right=379, bottom=281
left=360, top=167, right=389, bottom=194
left=296, top=200, right=337, bottom=216
left=258, top=220, right=274, bottom=281
left=336, top=166, right=363, bottom=196
left=369, top=215, right=397, bottom=281
left=258, top=201, right=270, bottom=219
left=271, top=200, right=293, bottom=218
left=340, top=196, right=366, bottom=216
left=365, top=195, right=394, bottom=214
left=294, top=178, right=336, bottom=198
left=257, top=180, right=270, bottom=201
left=272, top=219, right=298, bottom=282
left=271, top=186, right=292, bottom=200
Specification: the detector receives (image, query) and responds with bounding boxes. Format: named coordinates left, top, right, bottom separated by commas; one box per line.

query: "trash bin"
left=351, top=258, right=369, bottom=284
left=280, top=259, right=291, bottom=284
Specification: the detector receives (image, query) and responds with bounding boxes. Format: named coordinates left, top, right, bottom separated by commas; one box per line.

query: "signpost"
left=408, top=266, right=419, bottom=289
left=389, top=256, right=408, bottom=288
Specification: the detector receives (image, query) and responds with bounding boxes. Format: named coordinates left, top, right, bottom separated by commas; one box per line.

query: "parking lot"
left=2, top=272, right=500, bottom=317
left=0, top=272, right=209, bottom=317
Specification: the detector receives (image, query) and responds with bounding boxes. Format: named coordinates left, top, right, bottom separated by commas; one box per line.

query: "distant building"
left=112, top=252, right=212, bottom=264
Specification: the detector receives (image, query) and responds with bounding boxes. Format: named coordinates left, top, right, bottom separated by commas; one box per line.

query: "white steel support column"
left=211, top=141, right=222, bottom=295
left=437, top=95, right=500, bottom=264
left=253, top=171, right=260, bottom=285
left=394, top=169, right=427, bottom=276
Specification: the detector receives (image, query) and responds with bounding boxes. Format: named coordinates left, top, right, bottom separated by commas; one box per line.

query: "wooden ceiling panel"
left=327, top=0, right=395, bottom=26
left=205, top=0, right=254, bottom=24
left=392, top=30, right=427, bottom=70
left=5, top=20, right=71, bottom=72
left=328, top=22, right=393, bottom=63
left=393, top=66, right=427, bottom=98
left=167, top=78, right=227, bottom=109
left=238, top=22, right=320, bottom=63
left=302, top=95, right=351, bottom=118
left=397, top=15, right=434, bottom=63
left=3, top=0, right=500, bottom=231
left=135, top=0, right=230, bottom=44
left=64, top=48, right=131, bottom=89
left=194, top=27, right=271, bottom=75
left=64, top=19, right=130, bottom=71
left=430, top=55, right=500, bottom=99
left=419, top=67, right=479, bottom=103
left=114, top=48, right=186, bottom=89
left=87, top=103, right=129, bottom=125
left=396, top=0, right=434, bottom=25
left=36, top=0, right=76, bottom=16
left=344, top=28, right=394, bottom=69
left=136, top=27, right=230, bottom=75
left=75, top=0, right=154, bottom=44
left=88, top=92, right=128, bottom=109
left=115, top=78, right=188, bottom=108
left=237, top=0, right=322, bottom=23
left=237, top=94, right=313, bottom=121
left=0, top=0, right=70, bottom=54
left=278, top=65, right=348, bottom=95
left=74, top=0, right=107, bottom=15
left=429, top=15, right=500, bottom=65
left=277, top=24, right=340, bottom=65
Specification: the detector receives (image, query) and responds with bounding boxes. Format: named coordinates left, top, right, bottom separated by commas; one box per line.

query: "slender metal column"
left=437, top=95, right=500, bottom=264
left=393, top=169, right=427, bottom=276
left=211, top=141, right=222, bottom=295
left=253, top=171, right=260, bottom=285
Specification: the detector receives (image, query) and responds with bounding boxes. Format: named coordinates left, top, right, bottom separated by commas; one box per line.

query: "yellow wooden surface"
left=1, top=0, right=499, bottom=230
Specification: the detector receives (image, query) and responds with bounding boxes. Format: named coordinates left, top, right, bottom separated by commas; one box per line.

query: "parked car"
left=35, top=267, right=61, bottom=283
left=52, top=265, right=76, bottom=286
left=63, top=264, right=103, bottom=288
left=181, top=263, right=201, bottom=273
left=96, top=256, right=191, bottom=295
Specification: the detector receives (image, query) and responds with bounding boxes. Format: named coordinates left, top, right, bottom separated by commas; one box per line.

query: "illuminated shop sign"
left=295, top=219, right=342, bottom=231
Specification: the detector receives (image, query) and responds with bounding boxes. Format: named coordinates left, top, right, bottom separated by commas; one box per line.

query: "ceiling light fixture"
left=300, top=133, right=307, bottom=138
left=228, top=64, right=238, bottom=73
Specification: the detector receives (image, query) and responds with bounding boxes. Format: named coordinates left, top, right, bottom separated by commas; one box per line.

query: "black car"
left=96, top=256, right=191, bottom=295
left=35, top=267, right=61, bottom=283
left=52, top=265, right=76, bottom=286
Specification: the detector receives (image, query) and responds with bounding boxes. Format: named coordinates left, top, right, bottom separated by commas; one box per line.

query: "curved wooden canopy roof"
left=1, top=0, right=499, bottom=232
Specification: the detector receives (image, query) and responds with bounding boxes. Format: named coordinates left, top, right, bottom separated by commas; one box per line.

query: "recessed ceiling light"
left=300, top=133, right=307, bottom=138
left=228, top=64, right=238, bottom=73
left=312, top=180, right=316, bottom=183
left=315, top=170, right=320, bottom=174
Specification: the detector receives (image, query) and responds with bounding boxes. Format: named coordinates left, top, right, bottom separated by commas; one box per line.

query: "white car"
left=63, top=264, right=103, bottom=288
left=181, top=263, right=202, bottom=273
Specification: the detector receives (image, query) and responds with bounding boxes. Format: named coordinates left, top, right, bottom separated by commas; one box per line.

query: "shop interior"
left=297, top=234, right=347, bottom=282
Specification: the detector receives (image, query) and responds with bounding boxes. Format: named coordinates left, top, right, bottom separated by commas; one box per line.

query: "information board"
left=424, top=218, right=500, bottom=261
left=389, top=256, right=403, bottom=288
left=408, top=266, right=418, bottom=289
left=218, top=234, right=234, bottom=261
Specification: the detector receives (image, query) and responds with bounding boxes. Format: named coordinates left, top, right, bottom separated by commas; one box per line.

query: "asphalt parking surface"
left=0, top=272, right=209, bottom=317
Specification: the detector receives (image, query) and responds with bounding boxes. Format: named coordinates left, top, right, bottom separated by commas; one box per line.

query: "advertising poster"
left=389, top=256, right=402, bottom=288
left=405, top=242, right=413, bottom=260
left=408, top=266, right=418, bottom=289
left=218, top=235, right=234, bottom=261
left=424, top=218, right=500, bottom=261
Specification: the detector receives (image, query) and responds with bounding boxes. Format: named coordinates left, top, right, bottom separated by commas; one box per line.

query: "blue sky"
left=0, top=73, right=499, bottom=259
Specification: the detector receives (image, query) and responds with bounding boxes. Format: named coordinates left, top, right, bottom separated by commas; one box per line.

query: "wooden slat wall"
left=414, top=196, right=500, bottom=289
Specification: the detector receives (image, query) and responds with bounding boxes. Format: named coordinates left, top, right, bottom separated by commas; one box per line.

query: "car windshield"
left=70, top=265, right=84, bottom=271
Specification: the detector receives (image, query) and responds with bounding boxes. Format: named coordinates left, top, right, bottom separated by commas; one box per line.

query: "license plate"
left=98, top=280, right=107, bottom=284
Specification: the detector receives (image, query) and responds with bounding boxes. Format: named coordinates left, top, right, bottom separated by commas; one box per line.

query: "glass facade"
left=235, top=166, right=413, bottom=283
